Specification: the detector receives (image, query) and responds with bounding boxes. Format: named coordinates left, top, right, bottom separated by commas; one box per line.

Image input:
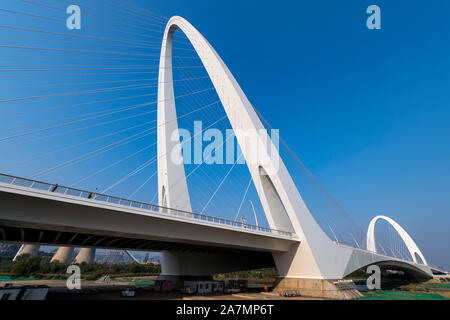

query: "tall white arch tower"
left=156, top=16, right=356, bottom=281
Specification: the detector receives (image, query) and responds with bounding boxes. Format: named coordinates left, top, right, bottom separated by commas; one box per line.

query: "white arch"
left=366, top=215, right=427, bottom=265
left=156, top=16, right=349, bottom=279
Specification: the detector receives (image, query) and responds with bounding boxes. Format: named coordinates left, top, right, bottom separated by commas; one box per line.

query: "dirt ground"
left=7, top=278, right=447, bottom=300
left=398, top=279, right=450, bottom=299
left=1, top=279, right=321, bottom=300
left=49, top=289, right=322, bottom=300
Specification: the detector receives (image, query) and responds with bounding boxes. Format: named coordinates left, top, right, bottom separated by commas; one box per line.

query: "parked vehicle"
left=180, top=286, right=195, bottom=294
left=154, top=280, right=174, bottom=293
left=0, top=285, right=49, bottom=300
left=224, top=287, right=240, bottom=294
left=228, top=280, right=248, bottom=292
left=182, top=281, right=225, bottom=295
left=121, top=288, right=135, bottom=297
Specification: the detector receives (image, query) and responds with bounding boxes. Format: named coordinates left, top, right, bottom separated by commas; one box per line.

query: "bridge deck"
left=0, top=173, right=293, bottom=238
left=0, top=173, right=297, bottom=255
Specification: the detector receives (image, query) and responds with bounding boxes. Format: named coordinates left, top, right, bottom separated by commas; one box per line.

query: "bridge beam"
left=0, top=185, right=295, bottom=253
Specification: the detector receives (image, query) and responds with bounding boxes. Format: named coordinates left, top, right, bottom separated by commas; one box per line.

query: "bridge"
left=0, top=171, right=434, bottom=291
left=0, top=6, right=443, bottom=299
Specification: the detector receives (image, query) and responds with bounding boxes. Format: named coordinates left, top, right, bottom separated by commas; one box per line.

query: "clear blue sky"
left=0, top=1, right=449, bottom=269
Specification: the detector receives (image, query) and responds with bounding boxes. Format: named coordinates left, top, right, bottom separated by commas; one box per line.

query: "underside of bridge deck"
left=0, top=221, right=278, bottom=276
left=0, top=222, right=275, bottom=269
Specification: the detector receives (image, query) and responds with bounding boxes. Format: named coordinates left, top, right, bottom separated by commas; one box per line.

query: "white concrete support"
left=157, top=16, right=351, bottom=279
left=13, top=244, right=39, bottom=261
left=157, top=24, right=192, bottom=213
left=74, top=248, right=96, bottom=264
left=51, top=246, right=75, bottom=263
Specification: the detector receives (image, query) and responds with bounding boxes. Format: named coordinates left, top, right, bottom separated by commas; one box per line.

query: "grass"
left=357, top=290, right=446, bottom=300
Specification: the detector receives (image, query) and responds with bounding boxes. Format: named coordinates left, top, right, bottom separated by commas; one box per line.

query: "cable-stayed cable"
left=200, top=154, right=244, bottom=215
left=31, top=101, right=220, bottom=179
left=0, top=88, right=213, bottom=143
left=101, top=114, right=227, bottom=194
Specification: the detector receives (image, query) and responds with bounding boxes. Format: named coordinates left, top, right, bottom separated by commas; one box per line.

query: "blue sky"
left=0, top=1, right=449, bottom=269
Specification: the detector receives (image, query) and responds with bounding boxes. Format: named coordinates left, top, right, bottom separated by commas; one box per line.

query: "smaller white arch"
left=367, top=215, right=427, bottom=265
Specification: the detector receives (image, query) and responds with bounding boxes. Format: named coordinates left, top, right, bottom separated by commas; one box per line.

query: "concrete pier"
left=74, top=248, right=96, bottom=264
left=13, top=244, right=39, bottom=261
left=51, top=246, right=75, bottom=263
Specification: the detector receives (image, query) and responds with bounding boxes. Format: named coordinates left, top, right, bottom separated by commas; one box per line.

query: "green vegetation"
left=355, top=279, right=450, bottom=300
left=358, top=290, right=446, bottom=300
left=214, top=268, right=279, bottom=282
left=0, top=254, right=160, bottom=281
left=426, top=282, right=450, bottom=290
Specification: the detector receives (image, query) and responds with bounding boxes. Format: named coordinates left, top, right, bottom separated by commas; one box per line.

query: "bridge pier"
left=270, top=244, right=362, bottom=299
left=157, top=251, right=217, bottom=288
left=158, top=250, right=276, bottom=288
left=159, top=251, right=231, bottom=278
left=74, top=248, right=96, bottom=264
left=51, top=246, right=75, bottom=263
left=158, top=250, right=362, bottom=299
left=13, top=244, right=39, bottom=261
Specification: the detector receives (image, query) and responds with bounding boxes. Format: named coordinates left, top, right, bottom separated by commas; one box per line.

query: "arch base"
left=272, top=277, right=362, bottom=300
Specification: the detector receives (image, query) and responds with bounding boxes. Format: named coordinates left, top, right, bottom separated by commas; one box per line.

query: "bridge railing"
left=335, top=242, right=431, bottom=267
left=0, top=173, right=293, bottom=238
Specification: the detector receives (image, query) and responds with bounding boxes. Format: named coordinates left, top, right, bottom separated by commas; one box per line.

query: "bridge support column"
left=74, top=248, right=96, bottom=264
left=270, top=244, right=362, bottom=299
left=157, top=250, right=276, bottom=288
left=157, top=251, right=213, bottom=286
left=51, top=246, right=75, bottom=263
left=13, top=244, right=39, bottom=261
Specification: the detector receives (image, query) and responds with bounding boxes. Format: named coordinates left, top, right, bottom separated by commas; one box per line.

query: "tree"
left=11, top=255, right=41, bottom=277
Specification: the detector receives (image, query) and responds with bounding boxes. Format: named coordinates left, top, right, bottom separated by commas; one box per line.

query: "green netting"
left=49, top=276, right=68, bottom=281
left=111, top=278, right=154, bottom=285
left=0, top=275, right=38, bottom=281
left=425, top=283, right=450, bottom=291
left=357, top=290, right=446, bottom=300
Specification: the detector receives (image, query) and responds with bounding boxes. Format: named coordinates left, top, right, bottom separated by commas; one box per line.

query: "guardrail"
left=0, top=173, right=294, bottom=238
left=335, top=242, right=431, bottom=266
